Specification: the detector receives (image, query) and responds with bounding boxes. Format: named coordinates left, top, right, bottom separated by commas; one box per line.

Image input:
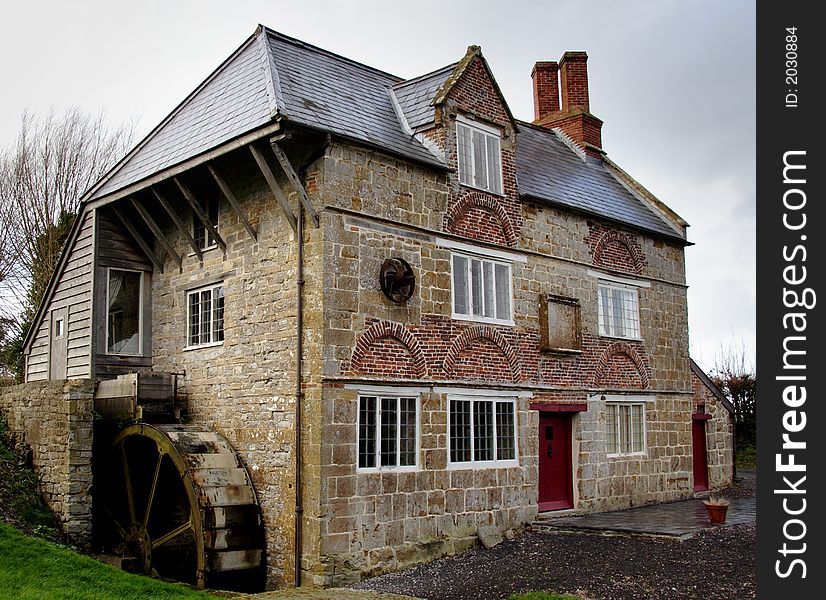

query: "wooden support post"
left=269, top=141, right=319, bottom=228
left=129, top=197, right=182, bottom=268
left=248, top=143, right=298, bottom=233
left=112, top=206, right=164, bottom=272
left=152, top=187, right=203, bottom=260
left=173, top=177, right=227, bottom=251
left=207, top=164, right=258, bottom=241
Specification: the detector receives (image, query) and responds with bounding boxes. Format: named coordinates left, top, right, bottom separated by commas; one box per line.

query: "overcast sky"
left=0, top=0, right=755, bottom=372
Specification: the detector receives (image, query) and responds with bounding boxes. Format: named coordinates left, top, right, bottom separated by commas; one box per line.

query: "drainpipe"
left=294, top=206, right=305, bottom=586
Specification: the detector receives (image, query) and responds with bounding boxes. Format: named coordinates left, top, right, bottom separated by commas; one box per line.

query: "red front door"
left=538, top=413, right=573, bottom=511
left=692, top=419, right=709, bottom=491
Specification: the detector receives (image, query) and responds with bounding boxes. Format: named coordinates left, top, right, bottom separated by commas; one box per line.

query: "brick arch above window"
left=443, top=325, right=522, bottom=382
left=444, top=191, right=518, bottom=247
left=590, top=229, right=645, bottom=274
left=593, top=341, right=650, bottom=389
left=351, top=320, right=427, bottom=379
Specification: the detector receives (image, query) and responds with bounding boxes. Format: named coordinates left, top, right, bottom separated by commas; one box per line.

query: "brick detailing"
left=351, top=320, right=428, bottom=379
left=587, top=224, right=646, bottom=274
left=593, top=342, right=650, bottom=389
left=444, top=191, right=518, bottom=247
left=442, top=325, right=522, bottom=382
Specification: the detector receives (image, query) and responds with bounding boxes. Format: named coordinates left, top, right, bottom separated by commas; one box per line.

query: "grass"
left=0, top=522, right=217, bottom=599
left=509, top=593, right=583, bottom=600
left=0, top=414, right=60, bottom=538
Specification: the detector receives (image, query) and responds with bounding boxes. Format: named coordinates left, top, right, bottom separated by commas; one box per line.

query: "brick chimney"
left=532, top=61, right=559, bottom=120
left=532, top=51, right=604, bottom=158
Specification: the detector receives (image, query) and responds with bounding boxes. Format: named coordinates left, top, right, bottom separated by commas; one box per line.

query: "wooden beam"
left=269, top=141, right=319, bottom=228
left=151, top=187, right=203, bottom=260
left=112, top=206, right=164, bottom=272
left=248, top=143, right=298, bottom=233
left=129, top=197, right=182, bottom=267
left=207, top=164, right=258, bottom=241
left=173, top=177, right=227, bottom=251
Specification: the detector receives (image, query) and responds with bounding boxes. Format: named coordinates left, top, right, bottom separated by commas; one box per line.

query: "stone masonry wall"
left=146, top=150, right=325, bottom=588
left=0, top=379, right=95, bottom=545
left=692, top=371, right=734, bottom=489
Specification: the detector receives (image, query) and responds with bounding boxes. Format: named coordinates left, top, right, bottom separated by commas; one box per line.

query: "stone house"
left=8, top=25, right=734, bottom=589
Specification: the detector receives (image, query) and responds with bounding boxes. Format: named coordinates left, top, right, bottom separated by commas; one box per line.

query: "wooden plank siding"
left=94, top=207, right=154, bottom=378
left=25, top=211, right=96, bottom=381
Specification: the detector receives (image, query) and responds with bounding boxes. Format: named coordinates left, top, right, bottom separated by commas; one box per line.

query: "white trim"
left=186, top=282, right=225, bottom=348
left=105, top=267, right=144, bottom=356
left=439, top=238, right=527, bottom=263
left=356, top=393, right=420, bottom=473
left=604, top=396, right=651, bottom=457
left=456, top=117, right=504, bottom=195
left=433, top=387, right=533, bottom=398
left=456, top=114, right=502, bottom=136
left=587, top=269, right=652, bottom=288
left=450, top=251, right=515, bottom=326
left=345, top=384, right=429, bottom=395
left=597, top=280, right=641, bottom=340
left=447, top=394, right=519, bottom=469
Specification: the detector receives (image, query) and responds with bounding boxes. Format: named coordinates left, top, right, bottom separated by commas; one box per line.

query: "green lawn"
left=0, top=522, right=216, bottom=599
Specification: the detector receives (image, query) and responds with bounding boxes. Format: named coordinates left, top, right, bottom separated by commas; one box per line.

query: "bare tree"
left=710, top=339, right=756, bottom=453
left=0, top=108, right=135, bottom=380
left=1, top=108, right=135, bottom=311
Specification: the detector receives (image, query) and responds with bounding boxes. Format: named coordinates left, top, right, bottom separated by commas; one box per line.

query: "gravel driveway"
left=354, top=473, right=756, bottom=600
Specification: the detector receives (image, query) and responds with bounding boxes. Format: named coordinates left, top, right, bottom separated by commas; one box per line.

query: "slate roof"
left=87, top=25, right=682, bottom=242
left=516, top=124, right=682, bottom=239
left=391, top=64, right=457, bottom=130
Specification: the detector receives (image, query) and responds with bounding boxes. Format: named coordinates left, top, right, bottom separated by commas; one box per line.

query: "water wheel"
left=100, top=423, right=264, bottom=590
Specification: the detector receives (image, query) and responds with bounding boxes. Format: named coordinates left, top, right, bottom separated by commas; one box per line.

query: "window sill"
left=447, top=459, right=519, bottom=470
left=598, top=332, right=642, bottom=342
left=542, top=347, right=583, bottom=356
left=187, top=244, right=219, bottom=257
left=458, top=182, right=505, bottom=198
left=607, top=451, right=647, bottom=459
left=452, top=313, right=515, bottom=327
left=356, top=465, right=419, bottom=473
left=183, top=341, right=224, bottom=352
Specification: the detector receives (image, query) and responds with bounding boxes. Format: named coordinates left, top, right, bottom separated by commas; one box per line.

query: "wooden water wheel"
left=100, top=423, right=264, bottom=590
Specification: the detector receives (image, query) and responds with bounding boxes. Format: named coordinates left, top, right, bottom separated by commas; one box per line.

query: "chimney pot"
left=531, top=61, right=559, bottom=121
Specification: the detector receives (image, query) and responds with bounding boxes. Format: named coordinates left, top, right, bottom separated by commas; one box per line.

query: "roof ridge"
left=260, top=25, right=403, bottom=82
left=393, top=62, right=459, bottom=90
left=256, top=25, right=283, bottom=117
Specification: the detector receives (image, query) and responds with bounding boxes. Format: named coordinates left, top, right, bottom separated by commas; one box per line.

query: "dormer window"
left=456, top=117, right=502, bottom=194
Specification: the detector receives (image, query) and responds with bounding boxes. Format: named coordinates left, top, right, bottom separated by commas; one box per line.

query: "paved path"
left=534, top=495, right=756, bottom=539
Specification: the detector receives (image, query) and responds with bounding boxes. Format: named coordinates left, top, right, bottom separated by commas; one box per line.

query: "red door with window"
left=538, top=414, right=573, bottom=511
left=692, top=418, right=709, bottom=492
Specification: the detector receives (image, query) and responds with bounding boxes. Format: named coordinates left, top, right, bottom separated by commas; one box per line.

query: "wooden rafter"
left=207, top=164, right=258, bottom=241
left=248, top=143, right=298, bottom=233
left=173, top=177, right=227, bottom=251
left=129, top=197, right=182, bottom=268
left=269, top=141, right=319, bottom=228
left=112, top=206, right=164, bottom=272
left=151, top=187, right=203, bottom=260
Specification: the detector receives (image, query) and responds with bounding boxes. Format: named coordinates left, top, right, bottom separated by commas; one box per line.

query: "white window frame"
left=356, top=394, right=420, bottom=472
left=192, top=194, right=219, bottom=252
left=605, top=396, right=653, bottom=457
left=105, top=267, right=143, bottom=356
left=447, top=394, right=519, bottom=469
left=456, top=116, right=504, bottom=195
left=450, top=251, right=514, bottom=326
left=185, top=283, right=225, bottom=350
left=597, top=281, right=641, bottom=340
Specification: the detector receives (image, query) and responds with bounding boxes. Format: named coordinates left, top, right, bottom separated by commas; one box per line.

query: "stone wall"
left=0, top=379, right=95, bottom=545
left=691, top=371, right=734, bottom=489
